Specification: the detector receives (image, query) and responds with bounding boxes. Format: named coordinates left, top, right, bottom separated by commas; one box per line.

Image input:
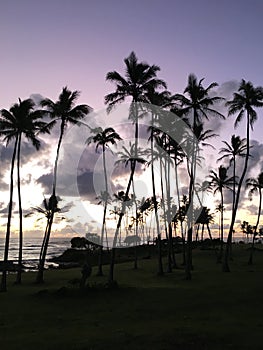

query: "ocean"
left=0, top=236, right=72, bottom=270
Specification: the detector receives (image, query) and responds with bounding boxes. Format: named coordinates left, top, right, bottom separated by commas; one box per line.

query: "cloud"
left=204, top=80, right=239, bottom=134
left=36, top=173, right=53, bottom=193
left=30, top=93, right=45, bottom=105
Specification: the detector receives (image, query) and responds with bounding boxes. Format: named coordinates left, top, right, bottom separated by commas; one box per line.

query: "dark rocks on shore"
left=51, top=245, right=155, bottom=268
left=0, top=261, right=21, bottom=272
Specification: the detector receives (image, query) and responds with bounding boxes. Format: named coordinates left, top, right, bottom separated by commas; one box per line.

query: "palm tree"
left=218, top=135, right=247, bottom=212
left=105, top=51, right=166, bottom=168
left=208, top=166, right=235, bottom=261
left=105, top=52, right=166, bottom=283
left=106, top=143, right=147, bottom=281
left=246, top=172, right=263, bottom=264
left=241, top=221, right=253, bottom=243
left=196, top=206, right=217, bottom=256
left=223, top=80, right=263, bottom=272
left=175, top=74, right=224, bottom=279
left=146, top=90, right=174, bottom=275
left=86, top=127, right=122, bottom=275
left=36, top=87, right=91, bottom=283
left=0, top=98, right=47, bottom=291
left=27, top=195, right=63, bottom=271
left=105, top=51, right=166, bottom=110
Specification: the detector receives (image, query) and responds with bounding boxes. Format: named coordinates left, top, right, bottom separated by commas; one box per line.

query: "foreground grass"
left=1, top=245, right=263, bottom=349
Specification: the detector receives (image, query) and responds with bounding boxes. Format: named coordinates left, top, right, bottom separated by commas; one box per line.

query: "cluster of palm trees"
left=1, top=51, right=263, bottom=291
left=0, top=88, right=91, bottom=291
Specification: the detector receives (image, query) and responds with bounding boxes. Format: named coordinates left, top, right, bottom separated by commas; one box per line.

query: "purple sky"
left=1, top=0, right=263, bottom=238
left=1, top=0, right=263, bottom=110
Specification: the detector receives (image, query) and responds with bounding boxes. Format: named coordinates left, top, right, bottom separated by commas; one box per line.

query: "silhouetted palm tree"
left=0, top=98, right=47, bottom=291
left=223, top=80, right=263, bottom=272
left=208, top=165, right=235, bottom=261
left=27, top=195, right=62, bottom=272
left=175, top=74, right=224, bottom=279
left=241, top=221, right=253, bottom=243
left=196, top=206, right=217, bottom=256
left=107, top=143, right=147, bottom=279
left=86, top=127, right=122, bottom=275
left=105, top=52, right=166, bottom=283
left=246, top=172, right=263, bottom=264
left=146, top=90, right=174, bottom=275
left=218, top=135, right=247, bottom=212
left=36, top=87, right=90, bottom=283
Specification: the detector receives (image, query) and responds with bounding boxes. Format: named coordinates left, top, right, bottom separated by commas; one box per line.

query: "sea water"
left=0, top=236, right=71, bottom=269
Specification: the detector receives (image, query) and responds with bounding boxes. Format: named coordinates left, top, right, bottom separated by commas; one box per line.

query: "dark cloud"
left=77, top=170, right=97, bottom=201
left=1, top=136, right=51, bottom=169
left=36, top=173, right=53, bottom=193
left=204, top=80, right=239, bottom=135
left=0, top=201, right=16, bottom=218
left=246, top=203, right=260, bottom=216
left=29, top=93, right=45, bottom=105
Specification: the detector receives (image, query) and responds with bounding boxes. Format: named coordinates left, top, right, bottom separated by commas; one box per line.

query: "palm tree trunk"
left=132, top=178, right=139, bottom=270
left=150, top=121, right=163, bottom=275
left=223, top=111, right=250, bottom=272
left=36, top=218, right=50, bottom=283
left=229, top=156, right=236, bottom=260
left=134, top=220, right=139, bottom=270
left=97, top=145, right=109, bottom=276
left=108, top=160, right=136, bottom=283
left=218, top=190, right=224, bottom=262
left=36, top=120, right=65, bottom=283
left=160, top=157, right=168, bottom=240
left=0, top=137, right=19, bottom=292
left=166, top=140, right=173, bottom=273
left=16, top=134, right=23, bottom=284
left=185, top=111, right=198, bottom=280
left=52, top=120, right=65, bottom=193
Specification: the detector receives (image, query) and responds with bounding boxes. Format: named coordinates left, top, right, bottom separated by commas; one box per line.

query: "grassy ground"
left=1, top=245, right=263, bottom=349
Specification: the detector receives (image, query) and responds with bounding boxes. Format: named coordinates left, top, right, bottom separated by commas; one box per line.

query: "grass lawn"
left=1, top=245, right=263, bottom=349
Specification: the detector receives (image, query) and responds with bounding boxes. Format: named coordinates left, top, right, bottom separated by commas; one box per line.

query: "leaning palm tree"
left=246, top=172, right=263, bottom=264
left=175, top=74, right=224, bottom=279
left=36, top=87, right=91, bottom=283
left=28, top=195, right=61, bottom=269
left=223, top=80, right=263, bottom=272
left=208, top=165, right=235, bottom=261
left=86, top=127, right=122, bottom=275
left=0, top=98, right=47, bottom=291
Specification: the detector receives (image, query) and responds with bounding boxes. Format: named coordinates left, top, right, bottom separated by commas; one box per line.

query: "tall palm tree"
left=36, top=87, right=91, bottom=283
left=246, top=172, right=263, bottom=264
left=86, top=127, right=122, bottom=275
left=146, top=90, right=174, bottom=275
left=105, top=52, right=166, bottom=283
left=223, top=80, right=263, bottom=272
left=0, top=98, right=47, bottom=291
left=208, top=165, right=235, bottom=261
left=218, top=135, right=247, bottom=212
left=175, top=74, right=224, bottom=279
